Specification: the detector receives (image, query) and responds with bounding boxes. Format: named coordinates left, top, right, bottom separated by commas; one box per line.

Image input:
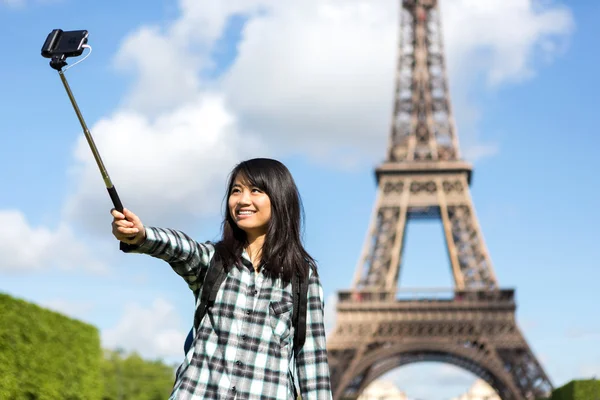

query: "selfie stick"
left=43, top=30, right=137, bottom=249
left=48, top=56, right=125, bottom=215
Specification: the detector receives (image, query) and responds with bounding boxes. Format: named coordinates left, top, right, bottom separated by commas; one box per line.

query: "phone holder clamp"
left=50, top=55, right=67, bottom=71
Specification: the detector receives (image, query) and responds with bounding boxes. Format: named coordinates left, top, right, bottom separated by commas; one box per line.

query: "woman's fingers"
left=118, top=226, right=139, bottom=236
left=110, top=208, right=145, bottom=244
left=114, top=219, right=135, bottom=228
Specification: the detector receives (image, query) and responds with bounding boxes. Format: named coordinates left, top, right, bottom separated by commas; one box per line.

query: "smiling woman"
left=109, top=158, right=332, bottom=400
left=226, top=173, right=273, bottom=271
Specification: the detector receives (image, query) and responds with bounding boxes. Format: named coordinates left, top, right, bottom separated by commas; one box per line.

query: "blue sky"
left=0, top=0, right=598, bottom=399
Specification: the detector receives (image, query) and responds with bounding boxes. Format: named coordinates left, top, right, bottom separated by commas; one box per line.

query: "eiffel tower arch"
left=325, top=1, right=553, bottom=399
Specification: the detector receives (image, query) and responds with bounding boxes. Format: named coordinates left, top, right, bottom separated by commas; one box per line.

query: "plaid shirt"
left=123, top=227, right=332, bottom=399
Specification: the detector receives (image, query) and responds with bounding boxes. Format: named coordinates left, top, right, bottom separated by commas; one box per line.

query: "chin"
left=237, top=223, right=267, bottom=235
left=236, top=222, right=255, bottom=230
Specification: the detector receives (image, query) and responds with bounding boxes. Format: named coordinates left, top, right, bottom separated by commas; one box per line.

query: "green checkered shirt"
left=123, top=226, right=332, bottom=399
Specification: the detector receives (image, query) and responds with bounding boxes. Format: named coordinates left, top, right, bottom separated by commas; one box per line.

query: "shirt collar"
left=240, top=248, right=258, bottom=272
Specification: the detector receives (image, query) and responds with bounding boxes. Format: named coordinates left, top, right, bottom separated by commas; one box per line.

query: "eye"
left=251, top=187, right=263, bottom=193
left=230, top=187, right=241, bottom=194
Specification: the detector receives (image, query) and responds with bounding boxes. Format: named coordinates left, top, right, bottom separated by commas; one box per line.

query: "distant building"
left=358, top=380, right=408, bottom=400
left=451, top=379, right=500, bottom=400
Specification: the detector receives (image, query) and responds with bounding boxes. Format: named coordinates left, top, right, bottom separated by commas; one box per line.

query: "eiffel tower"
left=325, top=1, right=552, bottom=399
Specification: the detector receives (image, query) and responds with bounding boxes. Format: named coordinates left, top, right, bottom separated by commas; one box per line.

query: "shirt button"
left=231, top=386, right=236, bottom=392
left=246, top=310, right=251, bottom=315
left=254, top=290, right=258, bottom=295
left=236, top=360, right=242, bottom=366
left=241, top=334, right=247, bottom=340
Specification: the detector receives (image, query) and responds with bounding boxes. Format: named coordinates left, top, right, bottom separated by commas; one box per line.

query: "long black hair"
left=215, top=158, right=316, bottom=284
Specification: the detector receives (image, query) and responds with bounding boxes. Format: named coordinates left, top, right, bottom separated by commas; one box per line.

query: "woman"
left=111, top=158, right=332, bottom=399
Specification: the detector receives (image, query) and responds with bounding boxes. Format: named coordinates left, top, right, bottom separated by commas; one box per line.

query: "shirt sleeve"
left=120, top=226, right=215, bottom=292
left=296, top=270, right=333, bottom=399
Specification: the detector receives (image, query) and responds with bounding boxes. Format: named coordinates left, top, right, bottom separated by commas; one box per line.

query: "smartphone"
left=41, top=29, right=89, bottom=59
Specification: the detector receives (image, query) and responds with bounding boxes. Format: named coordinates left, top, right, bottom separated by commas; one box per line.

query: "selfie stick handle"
left=57, top=69, right=124, bottom=214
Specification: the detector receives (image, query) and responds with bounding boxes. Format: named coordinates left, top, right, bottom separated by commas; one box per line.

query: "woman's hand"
left=111, top=208, right=146, bottom=245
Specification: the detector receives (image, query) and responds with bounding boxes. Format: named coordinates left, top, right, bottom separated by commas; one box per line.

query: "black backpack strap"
left=292, top=271, right=309, bottom=357
left=193, top=251, right=227, bottom=334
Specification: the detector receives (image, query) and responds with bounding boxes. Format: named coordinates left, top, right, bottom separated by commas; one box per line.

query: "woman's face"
left=228, top=173, right=272, bottom=238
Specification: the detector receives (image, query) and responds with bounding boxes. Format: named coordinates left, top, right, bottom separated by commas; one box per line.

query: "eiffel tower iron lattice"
left=325, top=1, right=553, bottom=399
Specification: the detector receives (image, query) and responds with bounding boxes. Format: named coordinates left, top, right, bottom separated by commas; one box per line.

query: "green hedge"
left=101, top=350, right=176, bottom=400
left=0, top=293, right=102, bottom=400
left=552, top=379, right=600, bottom=400
left=552, top=381, right=575, bottom=400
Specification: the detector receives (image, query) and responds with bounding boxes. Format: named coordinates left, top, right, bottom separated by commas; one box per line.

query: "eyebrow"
left=232, top=178, right=255, bottom=187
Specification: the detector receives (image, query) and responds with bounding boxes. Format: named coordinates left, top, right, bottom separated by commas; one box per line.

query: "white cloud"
left=112, top=1, right=273, bottom=115
left=62, top=93, right=264, bottom=234
left=221, top=0, right=398, bottom=161
left=113, top=26, right=202, bottom=115
left=219, top=0, right=573, bottom=163
left=62, top=0, right=573, bottom=230
left=0, top=210, right=106, bottom=273
left=439, top=0, right=574, bottom=158
left=440, top=0, right=574, bottom=86
left=102, top=298, right=186, bottom=360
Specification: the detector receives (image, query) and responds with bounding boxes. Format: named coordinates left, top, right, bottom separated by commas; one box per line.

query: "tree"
left=101, top=349, right=176, bottom=400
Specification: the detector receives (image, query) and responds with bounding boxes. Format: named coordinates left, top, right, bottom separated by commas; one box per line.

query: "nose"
left=238, top=189, right=251, bottom=205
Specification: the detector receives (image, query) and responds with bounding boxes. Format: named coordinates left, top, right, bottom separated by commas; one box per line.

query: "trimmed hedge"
left=552, top=379, right=600, bottom=400
left=0, top=293, right=102, bottom=400
left=552, top=381, right=575, bottom=400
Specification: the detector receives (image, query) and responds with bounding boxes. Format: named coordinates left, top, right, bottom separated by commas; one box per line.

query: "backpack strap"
left=292, top=271, right=309, bottom=357
left=177, top=253, right=226, bottom=381
left=194, top=251, right=227, bottom=333
left=290, top=270, right=310, bottom=398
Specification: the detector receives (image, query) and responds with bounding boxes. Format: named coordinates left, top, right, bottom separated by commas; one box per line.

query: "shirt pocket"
left=268, top=299, right=293, bottom=344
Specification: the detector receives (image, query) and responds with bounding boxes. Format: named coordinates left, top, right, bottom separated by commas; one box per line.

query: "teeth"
left=238, top=211, right=254, bottom=215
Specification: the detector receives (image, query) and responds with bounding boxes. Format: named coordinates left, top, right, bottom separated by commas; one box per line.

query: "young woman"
left=111, top=158, right=332, bottom=399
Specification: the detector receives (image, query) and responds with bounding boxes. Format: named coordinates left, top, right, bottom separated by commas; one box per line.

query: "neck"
left=245, top=232, right=266, bottom=269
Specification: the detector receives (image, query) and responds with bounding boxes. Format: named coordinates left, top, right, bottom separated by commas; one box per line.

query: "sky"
left=0, top=0, right=598, bottom=399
